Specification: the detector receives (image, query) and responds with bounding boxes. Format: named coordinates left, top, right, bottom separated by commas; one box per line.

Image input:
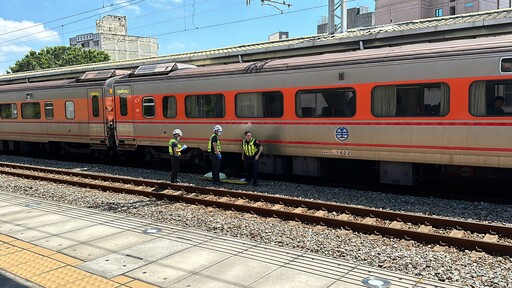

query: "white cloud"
left=0, top=18, right=60, bottom=44
left=0, top=18, right=60, bottom=74
left=114, top=0, right=142, bottom=14
left=168, top=41, right=186, bottom=50
left=147, top=0, right=183, bottom=10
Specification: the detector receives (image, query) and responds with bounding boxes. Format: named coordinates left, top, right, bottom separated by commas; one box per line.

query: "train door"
left=87, top=88, right=106, bottom=148
left=114, top=85, right=136, bottom=150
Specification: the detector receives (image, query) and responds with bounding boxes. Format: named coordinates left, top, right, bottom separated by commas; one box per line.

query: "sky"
left=0, top=0, right=375, bottom=74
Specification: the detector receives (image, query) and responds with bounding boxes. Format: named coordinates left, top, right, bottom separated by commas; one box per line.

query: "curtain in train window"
left=45, top=102, right=54, bottom=119
left=469, top=81, right=487, bottom=116
left=235, top=91, right=283, bottom=118
left=21, top=102, right=41, bottom=119
left=296, top=88, right=356, bottom=118
left=65, top=101, right=75, bottom=119
left=372, top=86, right=396, bottom=117
left=162, top=96, right=177, bottom=118
left=470, top=80, right=512, bottom=116
left=0, top=103, right=18, bottom=119
left=185, top=94, right=225, bottom=118
left=142, top=97, right=155, bottom=118
left=372, top=83, right=449, bottom=117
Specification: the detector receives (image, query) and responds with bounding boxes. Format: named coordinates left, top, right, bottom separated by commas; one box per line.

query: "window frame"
left=295, top=88, right=356, bottom=118
left=45, top=101, right=54, bottom=119
left=185, top=94, right=225, bottom=118
left=91, top=96, right=100, bottom=117
left=371, top=82, right=450, bottom=118
left=142, top=96, right=156, bottom=118
left=119, top=93, right=128, bottom=116
left=469, top=79, right=512, bottom=117
left=235, top=91, right=284, bottom=118
left=162, top=96, right=177, bottom=118
left=0, top=103, right=18, bottom=119
left=65, top=101, right=75, bottom=119
left=21, top=102, right=41, bottom=119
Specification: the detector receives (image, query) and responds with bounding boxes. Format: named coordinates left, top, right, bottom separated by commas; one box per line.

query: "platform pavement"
left=0, top=191, right=462, bottom=288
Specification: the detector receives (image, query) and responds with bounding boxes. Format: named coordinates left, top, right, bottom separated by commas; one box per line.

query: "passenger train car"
left=1, top=35, right=512, bottom=185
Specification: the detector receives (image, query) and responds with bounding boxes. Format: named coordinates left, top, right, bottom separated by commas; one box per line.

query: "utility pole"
left=328, top=0, right=347, bottom=34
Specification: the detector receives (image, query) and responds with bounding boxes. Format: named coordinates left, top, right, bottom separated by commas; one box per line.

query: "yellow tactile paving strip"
left=0, top=233, right=158, bottom=288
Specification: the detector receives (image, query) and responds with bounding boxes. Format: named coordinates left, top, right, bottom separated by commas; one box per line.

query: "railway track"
left=1, top=161, right=511, bottom=257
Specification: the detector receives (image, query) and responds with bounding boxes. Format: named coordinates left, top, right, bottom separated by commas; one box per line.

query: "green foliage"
left=7, top=46, right=110, bottom=73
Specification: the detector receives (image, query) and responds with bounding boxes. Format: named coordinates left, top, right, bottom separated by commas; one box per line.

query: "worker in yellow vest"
left=241, top=130, right=263, bottom=186
left=208, top=125, right=223, bottom=185
left=169, top=129, right=187, bottom=183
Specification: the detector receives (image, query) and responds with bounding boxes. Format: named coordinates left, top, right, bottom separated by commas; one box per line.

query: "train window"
left=469, top=80, right=512, bottom=116
left=21, top=102, right=41, bottom=119
left=162, top=96, right=176, bottom=118
left=143, top=97, right=155, bottom=118
left=65, top=101, right=75, bottom=119
left=501, top=58, right=512, bottom=73
left=0, top=103, right=17, bottom=119
left=185, top=94, right=225, bottom=118
left=296, top=88, right=355, bottom=118
left=92, top=96, right=100, bottom=117
left=235, top=91, right=283, bottom=118
left=45, top=102, right=54, bottom=119
left=120, top=94, right=128, bottom=116
left=372, top=83, right=449, bottom=117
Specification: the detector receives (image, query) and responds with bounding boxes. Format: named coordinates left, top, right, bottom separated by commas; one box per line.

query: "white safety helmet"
left=213, top=125, right=223, bottom=133
left=173, top=129, right=183, bottom=137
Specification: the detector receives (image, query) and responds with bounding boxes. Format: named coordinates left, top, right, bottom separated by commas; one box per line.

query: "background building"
left=318, top=6, right=375, bottom=34
left=376, top=0, right=512, bottom=25
left=347, top=6, right=375, bottom=29
left=268, top=31, right=289, bottom=41
left=70, top=15, right=158, bottom=61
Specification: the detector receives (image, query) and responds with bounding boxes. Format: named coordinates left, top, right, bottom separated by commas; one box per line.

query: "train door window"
left=372, top=83, right=449, bottom=117
left=0, top=103, right=18, bottom=119
left=45, top=102, right=54, bottom=119
left=185, top=94, right=225, bottom=118
left=469, top=80, right=512, bottom=116
left=142, top=97, right=155, bottom=118
left=296, top=88, right=356, bottom=118
left=21, top=102, right=41, bottom=119
left=120, top=94, right=128, bottom=116
left=65, top=101, right=75, bottom=119
left=236, top=91, right=283, bottom=118
left=162, top=96, right=177, bottom=118
left=92, top=96, right=100, bottom=117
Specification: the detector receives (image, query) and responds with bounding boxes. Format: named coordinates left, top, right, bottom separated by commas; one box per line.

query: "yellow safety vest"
left=169, top=138, right=182, bottom=156
left=207, top=134, right=221, bottom=152
left=243, top=138, right=257, bottom=156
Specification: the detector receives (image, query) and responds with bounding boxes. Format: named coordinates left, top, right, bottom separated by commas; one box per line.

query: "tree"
left=7, top=46, right=111, bottom=73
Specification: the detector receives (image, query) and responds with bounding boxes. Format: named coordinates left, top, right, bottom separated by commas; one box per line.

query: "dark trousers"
left=244, top=156, right=259, bottom=185
left=210, top=153, right=221, bottom=183
left=170, top=155, right=180, bottom=183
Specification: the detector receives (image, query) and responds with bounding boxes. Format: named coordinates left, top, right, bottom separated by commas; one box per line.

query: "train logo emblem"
left=335, top=127, right=349, bottom=142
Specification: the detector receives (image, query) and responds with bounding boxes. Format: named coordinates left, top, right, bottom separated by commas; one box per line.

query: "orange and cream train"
left=1, top=35, right=512, bottom=185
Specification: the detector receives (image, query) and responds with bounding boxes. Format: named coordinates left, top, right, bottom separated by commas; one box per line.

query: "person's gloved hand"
left=217, top=153, right=222, bottom=160
left=181, top=145, right=187, bottom=150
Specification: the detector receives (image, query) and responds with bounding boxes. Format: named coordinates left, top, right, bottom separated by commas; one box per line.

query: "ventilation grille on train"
left=76, top=70, right=131, bottom=82
left=129, top=62, right=196, bottom=77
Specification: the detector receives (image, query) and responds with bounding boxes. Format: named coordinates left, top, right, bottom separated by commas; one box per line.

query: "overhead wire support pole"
left=328, top=0, right=346, bottom=35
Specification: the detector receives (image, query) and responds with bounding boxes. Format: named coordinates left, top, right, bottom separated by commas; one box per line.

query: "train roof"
left=123, top=34, right=512, bottom=80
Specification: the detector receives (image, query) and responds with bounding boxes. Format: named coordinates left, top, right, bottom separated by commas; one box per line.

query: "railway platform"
left=0, top=191, right=461, bottom=288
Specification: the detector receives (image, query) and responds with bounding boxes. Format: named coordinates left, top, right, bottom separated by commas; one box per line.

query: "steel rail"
left=1, top=162, right=512, bottom=256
